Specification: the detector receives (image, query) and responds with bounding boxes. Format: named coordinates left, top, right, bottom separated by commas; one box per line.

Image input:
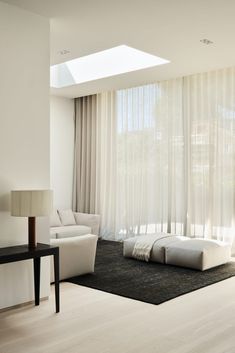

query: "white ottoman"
left=165, top=238, right=231, bottom=271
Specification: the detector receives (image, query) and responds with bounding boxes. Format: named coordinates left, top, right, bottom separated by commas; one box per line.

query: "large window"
left=111, top=68, right=235, bottom=241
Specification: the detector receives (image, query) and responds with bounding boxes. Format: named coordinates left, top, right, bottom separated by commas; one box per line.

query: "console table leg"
left=54, top=250, right=60, bottom=313
left=33, top=257, right=41, bottom=306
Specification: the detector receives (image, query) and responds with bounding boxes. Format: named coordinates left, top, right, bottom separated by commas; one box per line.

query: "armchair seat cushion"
left=50, top=225, right=92, bottom=239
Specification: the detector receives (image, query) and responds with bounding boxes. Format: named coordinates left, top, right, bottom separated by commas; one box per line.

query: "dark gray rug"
left=67, top=240, right=235, bottom=305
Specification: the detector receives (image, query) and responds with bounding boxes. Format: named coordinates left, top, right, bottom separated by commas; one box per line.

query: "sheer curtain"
left=98, top=67, right=235, bottom=242
left=95, top=91, right=117, bottom=238
left=115, top=80, right=184, bottom=239
left=184, top=68, right=235, bottom=242
left=73, top=67, right=235, bottom=242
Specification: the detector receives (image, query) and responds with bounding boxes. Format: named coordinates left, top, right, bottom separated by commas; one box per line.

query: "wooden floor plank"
left=1, top=278, right=235, bottom=353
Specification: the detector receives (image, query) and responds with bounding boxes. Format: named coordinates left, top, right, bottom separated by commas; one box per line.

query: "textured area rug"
left=67, top=240, right=235, bottom=305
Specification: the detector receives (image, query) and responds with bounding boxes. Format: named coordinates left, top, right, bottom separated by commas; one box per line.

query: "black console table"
left=0, top=243, right=60, bottom=313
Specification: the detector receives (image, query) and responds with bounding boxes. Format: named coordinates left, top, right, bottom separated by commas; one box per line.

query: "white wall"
left=0, top=2, right=50, bottom=309
left=50, top=96, right=74, bottom=210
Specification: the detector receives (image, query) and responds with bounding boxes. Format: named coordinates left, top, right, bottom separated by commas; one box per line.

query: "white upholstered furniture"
left=50, top=209, right=100, bottom=281
left=123, top=234, right=231, bottom=271
left=165, top=238, right=231, bottom=271
left=50, top=209, right=100, bottom=239
left=51, top=234, right=98, bottom=281
left=124, top=234, right=186, bottom=263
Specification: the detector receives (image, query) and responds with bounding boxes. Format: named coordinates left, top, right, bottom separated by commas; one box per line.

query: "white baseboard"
left=0, top=296, right=49, bottom=313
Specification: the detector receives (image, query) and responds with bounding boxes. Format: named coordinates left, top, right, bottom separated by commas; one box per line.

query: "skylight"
left=50, top=45, right=170, bottom=88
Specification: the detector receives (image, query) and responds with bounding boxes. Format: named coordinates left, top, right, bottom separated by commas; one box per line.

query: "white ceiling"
left=3, top=0, right=235, bottom=98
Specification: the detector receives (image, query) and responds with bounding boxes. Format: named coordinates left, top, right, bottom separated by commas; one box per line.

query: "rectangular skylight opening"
left=50, top=45, right=170, bottom=88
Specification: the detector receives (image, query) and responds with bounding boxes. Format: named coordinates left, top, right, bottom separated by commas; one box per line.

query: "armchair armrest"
left=73, top=212, right=100, bottom=236
left=50, top=234, right=98, bottom=281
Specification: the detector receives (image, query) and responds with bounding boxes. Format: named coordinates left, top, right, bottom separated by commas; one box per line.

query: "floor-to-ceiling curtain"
left=184, top=68, right=235, bottom=242
left=112, top=67, right=235, bottom=241
left=95, top=91, right=116, bottom=238
left=73, top=67, right=235, bottom=242
left=72, top=92, right=116, bottom=233
left=73, top=94, right=97, bottom=213
left=115, top=80, right=184, bottom=238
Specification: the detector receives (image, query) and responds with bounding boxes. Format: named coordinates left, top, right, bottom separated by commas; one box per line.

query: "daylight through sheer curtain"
left=115, top=80, right=184, bottom=238
left=73, top=68, right=235, bottom=241
left=184, top=68, right=235, bottom=242
left=96, top=67, right=235, bottom=241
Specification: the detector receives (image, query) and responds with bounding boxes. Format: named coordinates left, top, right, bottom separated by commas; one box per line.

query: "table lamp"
left=11, top=190, right=53, bottom=248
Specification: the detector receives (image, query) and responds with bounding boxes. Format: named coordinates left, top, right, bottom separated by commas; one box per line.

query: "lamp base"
left=28, top=217, right=37, bottom=248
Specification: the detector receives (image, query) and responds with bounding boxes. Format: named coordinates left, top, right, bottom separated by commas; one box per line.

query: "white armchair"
left=50, top=210, right=100, bottom=281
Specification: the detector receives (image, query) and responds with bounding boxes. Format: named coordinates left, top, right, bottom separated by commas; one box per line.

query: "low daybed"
left=123, top=234, right=231, bottom=271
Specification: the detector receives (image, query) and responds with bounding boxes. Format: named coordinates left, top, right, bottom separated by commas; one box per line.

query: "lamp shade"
left=11, top=190, right=53, bottom=217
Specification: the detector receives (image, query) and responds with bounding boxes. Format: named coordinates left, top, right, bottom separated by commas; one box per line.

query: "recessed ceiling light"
left=50, top=45, right=170, bottom=88
left=200, top=39, right=213, bottom=45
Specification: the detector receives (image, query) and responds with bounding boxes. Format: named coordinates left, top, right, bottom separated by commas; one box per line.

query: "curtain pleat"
left=73, top=95, right=97, bottom=213
left=95, top=91, right=116, bottom=237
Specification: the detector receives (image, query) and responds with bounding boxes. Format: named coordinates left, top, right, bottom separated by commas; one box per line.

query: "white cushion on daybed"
left=165, top=238, right=231, bottom=271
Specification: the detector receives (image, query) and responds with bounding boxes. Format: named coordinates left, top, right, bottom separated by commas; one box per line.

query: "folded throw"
left=132, top=233, right=170, bottom=262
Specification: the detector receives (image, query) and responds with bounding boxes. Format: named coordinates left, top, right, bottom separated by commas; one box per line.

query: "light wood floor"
left=1, top=278, right=235, bottom=353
